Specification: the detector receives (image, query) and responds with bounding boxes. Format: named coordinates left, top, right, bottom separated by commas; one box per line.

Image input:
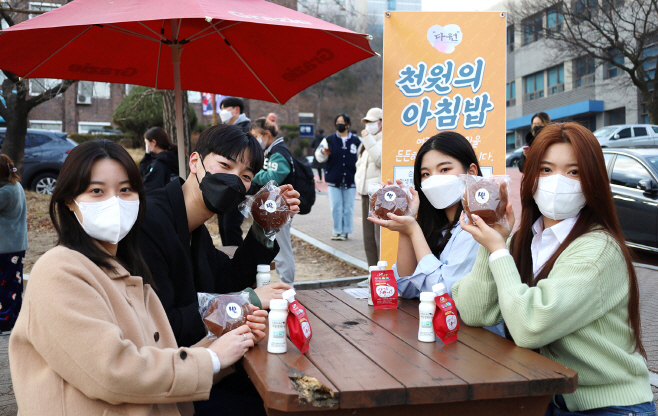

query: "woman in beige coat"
left=9, top=140, right=267, bottom=416
left=354, top=107, right=383, bottom=266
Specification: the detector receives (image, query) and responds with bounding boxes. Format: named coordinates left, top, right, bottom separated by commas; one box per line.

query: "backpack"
left=270, top=142, right=316, bottom=215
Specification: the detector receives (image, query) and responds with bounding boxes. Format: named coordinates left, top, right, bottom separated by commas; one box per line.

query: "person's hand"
left=208, top=325, right=255, bottom=368
left=246, top=305, right=268, bottom=344
left=253, top=282, right=291, bottom=309
left=459, top=203, right=515, bottom=253
left=278, top=184, right=301, bottom=215
left=369, top=211, right=420, bottom=236
left=321, top=147, right=331, bottom=155
left=361, top=129, right=369, bottom=138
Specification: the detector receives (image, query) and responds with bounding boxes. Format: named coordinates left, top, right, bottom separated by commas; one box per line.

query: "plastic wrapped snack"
left=368, top=182, right=412, bottom=220
left=239, top=180, right=293, bottom=239
left=198, top=292, right=251, bottom=339
left=460, top=175, right=511, bottom=227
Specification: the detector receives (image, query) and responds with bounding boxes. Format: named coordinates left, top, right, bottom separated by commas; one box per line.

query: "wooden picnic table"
left=242, top=288, right=578, bottom=416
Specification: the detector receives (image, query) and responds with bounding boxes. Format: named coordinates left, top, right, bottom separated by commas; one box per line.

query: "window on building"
left=606, top=49, right=624, bottom=78
left=28, top=2, right=60, bottom=19
left=547, top=65, right=565, bottom=95
left=506, top=81, right=516, bottom=107
left=187, top=91, right=202, bottom=103
left=546, top=6, right=564, bottom=33
left=641, top=104, right=649, bottom=124
left=611, top=155, right=652, bottom=189
left=29, top=120, right=63, bottom=132
left=29, top=78, right=62, bottom=96
left=78, top=122, right=112, bottom=134
left=506, top=132, right=516, bottom=150
left=641, top=32, right=658, bottom=92
left=522, top=12, right=543, bottom=46
left=572, top=0, right=598, bottom=22
left=387, top=0, right=396, bottom=9
left=79, top=81, right=111, bottom=99
left=125, top=84, right=136, bottom=95
left=524, top=71, right=544, bottom=101
left=602, top=0, right=624, bottom=12
left=574, top=56, right=596, bottom=87
left=507, top=25, right=515, bottom=53
left=605, top=107, right=626, bottom=125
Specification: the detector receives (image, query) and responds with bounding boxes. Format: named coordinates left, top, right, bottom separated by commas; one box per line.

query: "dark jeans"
left=545, top=395, right=658, bottom=416
left=0, top=250, right=24, bottom=330
left=194, top=365, right=266, bottom=416
left=218, top=206, right=245, bottom=246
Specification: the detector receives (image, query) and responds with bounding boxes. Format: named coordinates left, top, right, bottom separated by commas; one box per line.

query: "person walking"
left=250, top=114, right=296, bottom=285
left=139, top=126, right=179, bottom=192
left=519, top=112, right=550, bottom=173
left=315, top=114, right=361, bottom=241
left=0, top=155, right=27, bottom=335
left=311, top=128, right=326, bottom=182
left=355, top=107, right=383, bottom=266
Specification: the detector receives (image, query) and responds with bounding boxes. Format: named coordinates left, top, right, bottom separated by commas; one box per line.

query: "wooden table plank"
left=297, top=290, right=470, bottom=405
left=304, top=308, right=407, bottom=409
left=266, top=395, right=552, bottom=416
left=396, top=298, right=578, bottom=396
left=243, top=337, right=340, bottom=412
left=329, top=289, right=531, bottom=401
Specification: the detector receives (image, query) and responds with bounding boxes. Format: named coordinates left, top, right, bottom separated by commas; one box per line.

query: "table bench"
left=242, top=288, right=577, bottom=415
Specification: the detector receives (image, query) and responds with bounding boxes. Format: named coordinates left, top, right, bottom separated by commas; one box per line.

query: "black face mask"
left=195, top=159, right=247, bottom=214
left=336, top=123, right=347, bottom=133
left=532, top=125, right=544, bottom=136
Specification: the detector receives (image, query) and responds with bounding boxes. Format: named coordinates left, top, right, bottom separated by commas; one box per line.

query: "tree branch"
left=25, top=79, right=76, bottom=110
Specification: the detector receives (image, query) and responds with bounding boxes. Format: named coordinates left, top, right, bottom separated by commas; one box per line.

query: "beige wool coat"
left=9, top=246, right=214, bottom=416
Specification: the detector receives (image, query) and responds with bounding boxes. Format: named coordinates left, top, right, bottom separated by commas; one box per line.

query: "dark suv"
left=0, top=128, right=77, bottom=194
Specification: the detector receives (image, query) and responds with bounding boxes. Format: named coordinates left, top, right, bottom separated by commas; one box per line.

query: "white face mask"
left=219, top=109, right=232, bottom=124
left=533, top=175, right=586, bottom=220
left=256, top=136, right=268, bottom=150
left=74, top=196, right=140, bottom=245
left=421, top=174, right=464, bottom=209
left=365, top=122, right=379, bottom=135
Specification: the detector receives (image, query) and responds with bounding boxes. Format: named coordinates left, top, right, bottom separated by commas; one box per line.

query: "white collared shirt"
left=530, top=215, right=578, bottom=277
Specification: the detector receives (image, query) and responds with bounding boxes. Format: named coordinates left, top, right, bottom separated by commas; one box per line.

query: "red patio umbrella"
left=0, top=0, right=377, bottom=176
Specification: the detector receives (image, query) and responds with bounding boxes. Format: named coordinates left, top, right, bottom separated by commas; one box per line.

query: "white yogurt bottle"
left=367, top=266, right=378, bottom=306
left=418, top=292, right=436, bottom=342
left=267, top=299, right=289, bottom=354
left=256, top=264, right=271, bottom=288
left=377, top=260, right=388, bottom=270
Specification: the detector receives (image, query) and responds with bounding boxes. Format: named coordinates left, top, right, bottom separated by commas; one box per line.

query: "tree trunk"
left=162, top=89, right=191, bottom=175
left=0, top=79, right=31, bottom=176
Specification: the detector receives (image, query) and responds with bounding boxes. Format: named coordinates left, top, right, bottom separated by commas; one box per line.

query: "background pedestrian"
left=311, top=128, right=326, bottom=182
left=139, top=126, right=179, bottom=192
left=519, top=112, right=551, bottom=173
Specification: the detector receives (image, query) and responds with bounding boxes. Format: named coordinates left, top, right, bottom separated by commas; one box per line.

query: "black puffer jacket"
left=139, top=150, right=179, bottom=192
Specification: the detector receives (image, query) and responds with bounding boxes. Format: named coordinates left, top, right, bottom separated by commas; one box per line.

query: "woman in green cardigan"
left=452, top=122, right=655, bottom=415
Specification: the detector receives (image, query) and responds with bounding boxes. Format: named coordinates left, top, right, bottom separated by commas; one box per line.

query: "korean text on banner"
left=381, top=11, right=506, bottom=266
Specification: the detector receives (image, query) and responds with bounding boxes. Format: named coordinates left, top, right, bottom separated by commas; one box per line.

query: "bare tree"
left=0, top=2, right=76, bottom=174
left=508, top=0, right=658, bottom=122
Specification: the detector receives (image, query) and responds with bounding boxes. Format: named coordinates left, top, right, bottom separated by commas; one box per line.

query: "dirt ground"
left=23, top=191, right=363, bottom=281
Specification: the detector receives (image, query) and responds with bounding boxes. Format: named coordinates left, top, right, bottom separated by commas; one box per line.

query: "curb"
left=295, top=275, right=368, bottom=290
left=290, top=227, right=369, bottom=271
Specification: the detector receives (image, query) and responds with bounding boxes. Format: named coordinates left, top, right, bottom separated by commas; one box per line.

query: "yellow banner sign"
left=381, top=11, right=507, bottom=265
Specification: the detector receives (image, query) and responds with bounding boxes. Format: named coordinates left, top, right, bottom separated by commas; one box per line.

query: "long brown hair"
left=0, top=154, right=20, bottom=184
left=509, top=122, right=645, bottom=358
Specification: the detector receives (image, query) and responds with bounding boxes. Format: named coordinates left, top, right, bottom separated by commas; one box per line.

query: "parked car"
left=593, top=124, right=658, bottom=148
left=506, top=146, right=524, bottom=167
left=602, top=148, right=658, bottom=253
left=0, top=128, right=77, bottom=194
left=88, top=128, right=123, bottom=135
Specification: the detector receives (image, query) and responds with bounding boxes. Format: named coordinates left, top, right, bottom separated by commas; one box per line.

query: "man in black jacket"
left=139, top=125, right=295, bottom=348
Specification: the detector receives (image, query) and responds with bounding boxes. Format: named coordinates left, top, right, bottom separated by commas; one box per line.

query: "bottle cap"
left=377, top=260, right=388, bottom=269
left=282, top=288, right=296, bottom=302
left=368, top=266, right=378, bottom=272
left=270, top=299, right=288, bottom=310
left=257, top=264, right=270, bottom=273
left=432, top=283, right=446, bottom=295
left=420, top=292, right=436, bottom=302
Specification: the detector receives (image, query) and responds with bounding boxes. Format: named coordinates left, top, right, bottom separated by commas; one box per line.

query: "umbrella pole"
left=171, top=21, right=187, bottom=178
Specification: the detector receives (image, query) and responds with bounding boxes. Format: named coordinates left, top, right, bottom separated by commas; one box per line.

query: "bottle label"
left=419, top=311, right=434, bottom=329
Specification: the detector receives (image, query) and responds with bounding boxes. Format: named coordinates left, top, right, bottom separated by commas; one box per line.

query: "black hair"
left=532, top=112, right=551, bottom=125
left=194, top=124, right=264, bottom=173
left=252, top=117, right=279, bottom=138
left=220, top=97, right=245, bottom=113
left=414, top=132, right=482, bottom=257
left=145, top=126, right=176, bottom=152
left=334, top=113, right=351, bottom=127
left=318, top=128, right=325, bottom=135
left=49, top=140, right=153, bottom=285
